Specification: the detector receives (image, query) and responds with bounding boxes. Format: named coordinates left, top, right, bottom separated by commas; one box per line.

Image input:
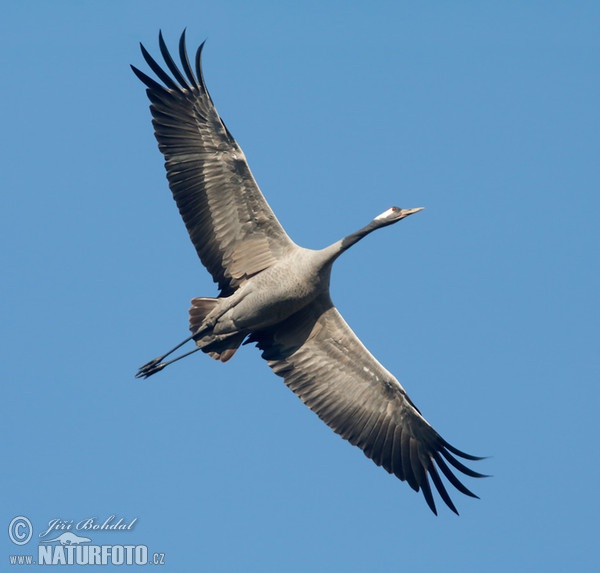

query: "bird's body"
left=209, top=245, right=333, bottom=333
left=132, top=31, right=486, bottom=515
left=187, top=246, right=332, bottom=360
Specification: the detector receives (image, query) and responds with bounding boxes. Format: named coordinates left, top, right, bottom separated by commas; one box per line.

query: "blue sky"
left=1, top=1, right=598, bottom=571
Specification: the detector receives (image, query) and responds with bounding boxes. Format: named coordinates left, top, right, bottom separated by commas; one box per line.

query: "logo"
left=40, top=532, right=92, bottom=546
left=7, top=515, right=166, bottom=567
left=8, top=516, right=32, bottom=546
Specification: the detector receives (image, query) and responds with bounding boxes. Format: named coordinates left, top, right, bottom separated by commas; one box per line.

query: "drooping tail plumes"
left=189, top=298, right=245, bottom=362
left=189, top=297, right=219, bottom=333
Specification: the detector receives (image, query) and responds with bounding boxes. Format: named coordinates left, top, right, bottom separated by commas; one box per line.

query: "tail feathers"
left=202, top=333, right=247, bottom=362
left=189, top=297, right=245, bottom=362
left=189, top=297, right=219, bottom=334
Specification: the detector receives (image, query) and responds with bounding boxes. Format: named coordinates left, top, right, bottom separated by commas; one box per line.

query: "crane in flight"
left=132, top=31, right=486, bottom=515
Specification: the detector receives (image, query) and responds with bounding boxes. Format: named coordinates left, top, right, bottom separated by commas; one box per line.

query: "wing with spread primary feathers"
left=132, top=31, right=295, bottom=296
left=248, top=295, right=486, bottom=515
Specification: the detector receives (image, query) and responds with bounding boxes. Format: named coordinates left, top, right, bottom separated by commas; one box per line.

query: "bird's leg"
left=135, top=334, right=196, bottom=379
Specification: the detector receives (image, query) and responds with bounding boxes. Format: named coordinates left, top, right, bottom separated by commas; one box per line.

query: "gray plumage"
left=132, top=31, right=486, bottom=515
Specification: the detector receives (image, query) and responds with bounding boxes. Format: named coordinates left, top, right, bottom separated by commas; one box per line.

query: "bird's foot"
left=135, top=358, right=167, bottom=379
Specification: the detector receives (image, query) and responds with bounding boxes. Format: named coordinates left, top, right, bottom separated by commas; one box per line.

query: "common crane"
left=132, top=31, right=486, bottom=515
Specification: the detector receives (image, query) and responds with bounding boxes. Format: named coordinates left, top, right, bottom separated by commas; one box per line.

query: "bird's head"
left=373, top=206, right=424, bottom=228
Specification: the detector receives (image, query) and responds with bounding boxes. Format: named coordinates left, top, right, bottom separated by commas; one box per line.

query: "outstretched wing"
left=248, top=295, right=486, bottom=515
left=132, top=31, right=295, bottom=296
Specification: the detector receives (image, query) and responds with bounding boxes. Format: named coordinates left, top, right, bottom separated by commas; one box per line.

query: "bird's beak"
left=400, top=207, right=424, bottom=218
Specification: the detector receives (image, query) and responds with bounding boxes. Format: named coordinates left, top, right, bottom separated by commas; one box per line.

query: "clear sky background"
left=1, top=2, right=598, bottom=571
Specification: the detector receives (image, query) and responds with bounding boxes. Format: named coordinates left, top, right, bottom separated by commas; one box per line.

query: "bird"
left=131, top=31, right=486, bottom=515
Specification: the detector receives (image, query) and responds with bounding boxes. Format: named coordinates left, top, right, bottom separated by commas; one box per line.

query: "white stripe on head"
left=374, top=207, right=398, bottom=220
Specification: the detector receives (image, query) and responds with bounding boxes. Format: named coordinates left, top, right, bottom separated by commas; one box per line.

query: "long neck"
left=320, top=220, right=381, bottom=265
left=341, top=220, right=381, bottom=251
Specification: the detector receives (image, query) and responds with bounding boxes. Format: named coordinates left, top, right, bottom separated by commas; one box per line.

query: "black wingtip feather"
left=140, top=41, right=179, bottom=91
left=158, top=31, right=191, bottom=90
left=419, top=474, right=438, bottom=516
left=441, top=448, right=490, bottom=479
left=434, top=452, right=481, bottom=499
left=428, top=463, right=459, bottom=515
left=401, top=434, right=418, bottom=491
left=442, top=439, right=487, bottom=461
left=195, top=40, right=208, bottom=90
left=179, top=29, right=198, bottom=86
left=130, top=64, right=165, bottom=92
